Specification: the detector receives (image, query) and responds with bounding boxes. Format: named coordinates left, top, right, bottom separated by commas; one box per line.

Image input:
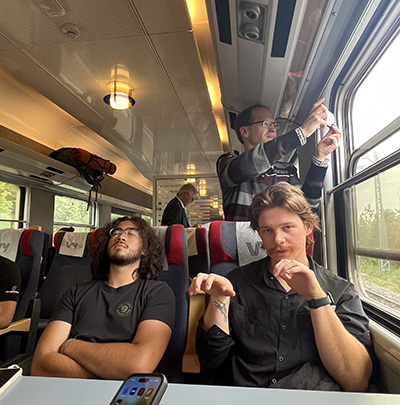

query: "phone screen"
left=109, top=374, right=167, bottom=405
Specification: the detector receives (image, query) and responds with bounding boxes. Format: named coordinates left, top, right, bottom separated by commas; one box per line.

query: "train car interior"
left=0, top=0, right=399, bottom=398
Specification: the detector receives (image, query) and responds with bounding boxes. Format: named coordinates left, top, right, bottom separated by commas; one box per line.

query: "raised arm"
left=313, top=124, right=342, bottom=162
left=189, top=273, right=235, bottom=334
left=301, top=124, right=342, bottom=209
left=31, top=320, right=96, bottom=378
left=273, top=259, right=372, bottom=391
left=217, top=131, right=302, bottom=189
left=218, top=99, right=330, bottom=190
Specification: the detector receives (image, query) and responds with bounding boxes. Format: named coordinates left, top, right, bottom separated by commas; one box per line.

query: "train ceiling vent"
left=207, top=0, right=310, bottom=117
left=237, top=1, right=267, bottom=44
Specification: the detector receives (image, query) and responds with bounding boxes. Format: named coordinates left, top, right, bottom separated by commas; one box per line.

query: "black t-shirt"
left=51, top=278, right=175, bottom=343
left=0, top=256, right=21, bottom=303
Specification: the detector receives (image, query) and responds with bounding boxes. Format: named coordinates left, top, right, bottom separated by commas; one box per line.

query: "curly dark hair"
left=90, top=216, right=165, bottom=281
left=248, top=182, right=320, bottom=247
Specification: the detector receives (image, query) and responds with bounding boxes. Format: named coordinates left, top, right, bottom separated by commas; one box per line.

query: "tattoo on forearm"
left=213, top=299, right=228, bottom=323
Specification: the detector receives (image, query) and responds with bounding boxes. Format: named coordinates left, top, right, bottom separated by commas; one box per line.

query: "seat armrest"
left=0, top=318, right=31, bottom=336
left=182, top=292, right=206, bottom=373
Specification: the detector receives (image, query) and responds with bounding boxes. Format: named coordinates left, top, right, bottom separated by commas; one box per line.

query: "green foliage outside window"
left=0, top=181, right=19, bottom=229
left=359, top=257, right=400, bottom=294
left=357, top=205, right=400, bottom=251
left=53, top=195, right=93, bottom=234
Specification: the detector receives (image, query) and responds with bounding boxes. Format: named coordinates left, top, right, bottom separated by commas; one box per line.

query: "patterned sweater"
left=217, top=129, right=327, bottom=221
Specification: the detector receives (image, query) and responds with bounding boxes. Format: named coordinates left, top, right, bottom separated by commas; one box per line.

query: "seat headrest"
left=166, top=225, right=185, bottom=265
left=235, top=222, right=266, bottom=266
left=54, top=232, right=90, bottom=257
left=195, top=227, right=208, bottom=254
left=209, top=221, right=236, bottom=264
left=0, top=229, right=34, bottom=261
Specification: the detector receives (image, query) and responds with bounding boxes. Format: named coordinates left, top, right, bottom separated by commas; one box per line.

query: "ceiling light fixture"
left=186, top=164, right=196, bottom=182
left=212, top=196, right=219, bottom=209
left=199, top=179, right=207, bottom=196
left=103, top=81, right=135, bottom=110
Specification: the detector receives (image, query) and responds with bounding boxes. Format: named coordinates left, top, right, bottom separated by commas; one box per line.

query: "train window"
left=110, top=207, right=136, bottom=222
left=141, top=214, right=152, bottom=225
left=53, top=195, right=95, bottom=234
left=347, top=30, right=400, bottom=320
left=352, top=32, right=400, bottom=149
left=0, top=180, right=25, bottom=229
left=352, top=166, right=400, bottom=318
left=354, top=130, right=400, bottom=174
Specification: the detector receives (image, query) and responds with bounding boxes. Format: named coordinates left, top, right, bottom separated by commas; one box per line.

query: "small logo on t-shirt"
left=116, top=301, right=133, bottom=317
left=5, top=285, right=19, bottom=295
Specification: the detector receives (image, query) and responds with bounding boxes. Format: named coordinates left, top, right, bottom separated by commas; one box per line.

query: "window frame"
left=53, top=194, right=97, bottom=233
left=0, top=180, right=27, bottom=229
left=329, top=10, right=400, bottom=335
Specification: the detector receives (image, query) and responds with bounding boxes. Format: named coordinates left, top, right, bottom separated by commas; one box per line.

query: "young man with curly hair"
left=32, top=216, right=175, bottom=380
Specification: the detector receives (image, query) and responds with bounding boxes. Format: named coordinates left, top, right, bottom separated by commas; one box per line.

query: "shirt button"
left=281, top=324, right=287, bottom=331
left=271, top=378, right=277, bottom=384
left=278, top=356, right=284, bottom=362
left=284, top=295, right=289, bottom=300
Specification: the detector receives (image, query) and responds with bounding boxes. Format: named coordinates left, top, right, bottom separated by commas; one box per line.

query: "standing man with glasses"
left=32, top=216, right=175, bottom=380
left=218, top=99, right=342, bottom=221
left=161, top=183, right=198, bottom=228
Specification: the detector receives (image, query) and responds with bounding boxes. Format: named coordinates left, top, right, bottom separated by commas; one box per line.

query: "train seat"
left=209, top=221, right=266, bottom=277
left=182, top=291, right=206, bottom=375
left=0, top=228, right=45, bottom=363
left=187, top=227, right=210, bottom=278
left=154, top=224, right=189, bottom=383
left=36, top=231, right=94, bottom=325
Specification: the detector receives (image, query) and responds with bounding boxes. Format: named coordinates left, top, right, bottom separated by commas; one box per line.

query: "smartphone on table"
left=109, top=373, right=168, bottom=405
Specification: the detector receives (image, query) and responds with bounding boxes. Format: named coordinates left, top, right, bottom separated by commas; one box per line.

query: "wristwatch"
left=307, top=291, right=334, bottom=309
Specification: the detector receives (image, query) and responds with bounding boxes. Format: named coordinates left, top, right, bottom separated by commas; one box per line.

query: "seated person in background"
left=190, top=182, right=374, bottom=391
left=0, top=256, right=21, bottom=329
left=218, top=99, right=342, bottom=221
left=161, top=183, right=198, bottom=228
left=58, top=226, right=75, bottom=232
left=31, top=216, right=175, bottom=379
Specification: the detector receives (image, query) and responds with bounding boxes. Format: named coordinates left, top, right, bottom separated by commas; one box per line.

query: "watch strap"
left=307, top=291, right=334, bottom=309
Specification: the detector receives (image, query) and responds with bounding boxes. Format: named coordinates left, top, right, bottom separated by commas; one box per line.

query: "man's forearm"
left=31, top=351, right=96, bottom=378
left=203, top=296, right=230, bottom=334
left=63, top=340, right=159, bottom=380
left=311, top=306, right=373, bottom=391
left=0, top=301, right=17, bottom=329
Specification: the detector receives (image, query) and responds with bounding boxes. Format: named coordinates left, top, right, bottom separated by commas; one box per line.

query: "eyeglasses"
left=109, top=227, right=140, bottom=238
left=245, top=120, right=279, bottom=129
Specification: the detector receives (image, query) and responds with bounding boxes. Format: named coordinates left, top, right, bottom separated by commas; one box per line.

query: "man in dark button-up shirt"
left=190, top=182, right=374, bottom=391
